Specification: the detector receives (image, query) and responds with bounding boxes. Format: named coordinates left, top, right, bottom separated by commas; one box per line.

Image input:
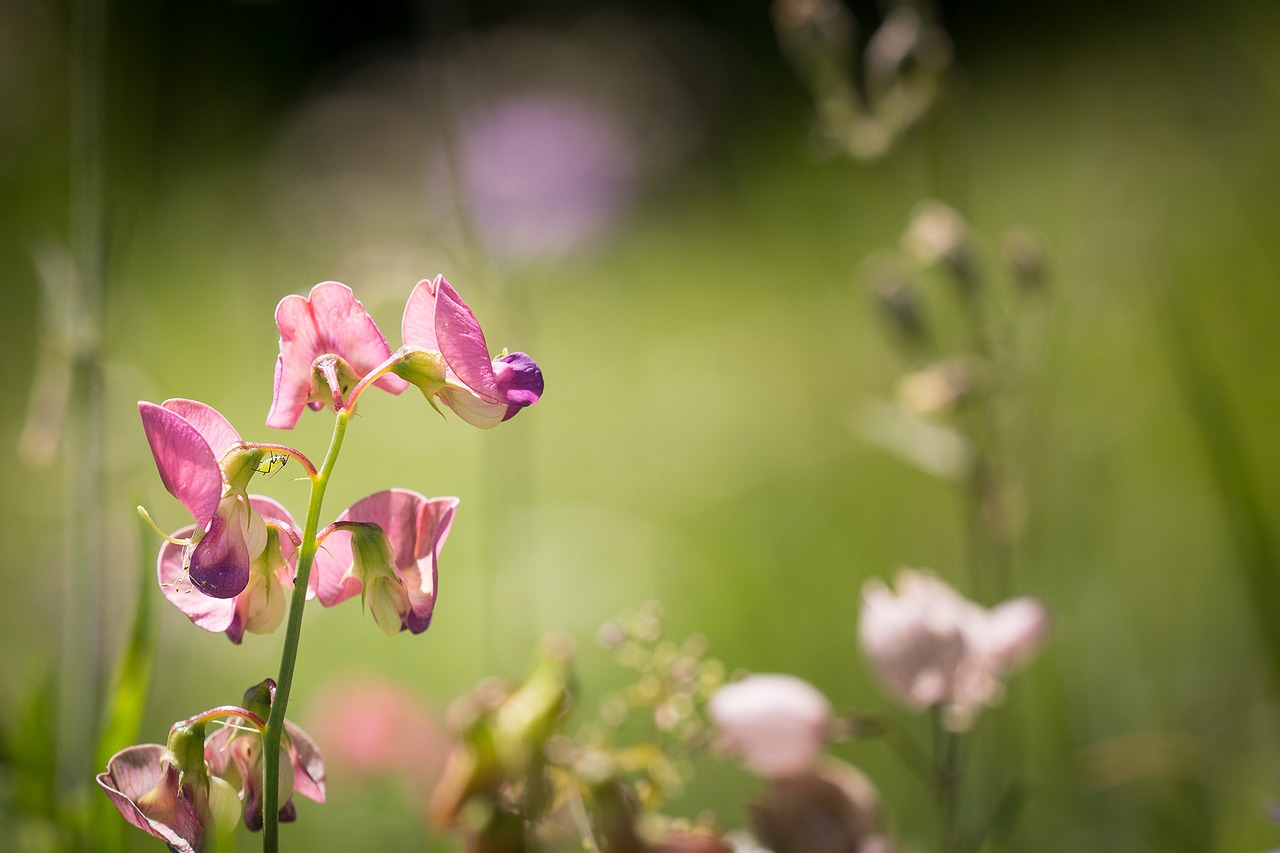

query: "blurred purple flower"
left=458, top=94, right=638, bottom=259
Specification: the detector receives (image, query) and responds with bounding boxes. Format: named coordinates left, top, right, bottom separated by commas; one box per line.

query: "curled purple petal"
left=493, top=352, right=543, bottom=421
left=97, top=744, right=203, bottom=853
left=189, top=510, right=251, bottom=599
left=158, top=526, right=237, bottom=636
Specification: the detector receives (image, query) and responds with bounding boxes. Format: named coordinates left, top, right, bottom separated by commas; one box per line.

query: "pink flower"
left=708, top=674, right=832, bottom=779
left=158, top=496, right=300, bottom=644
left=205, top=716, right=326, bottom=832
left=397, top=275, right=543, bottom=428
left=313, top=489, right=459, bottom=635
left=267, top=281, right=408, bottom=429
left=858, top=569, right=1048, bottom=729
left=140, top=399, right=273, bottom=600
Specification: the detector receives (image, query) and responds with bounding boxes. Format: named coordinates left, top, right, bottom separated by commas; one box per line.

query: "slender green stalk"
left=262, top=408, right=351, bottom=851
left=932, top=707, right=960, bottom=853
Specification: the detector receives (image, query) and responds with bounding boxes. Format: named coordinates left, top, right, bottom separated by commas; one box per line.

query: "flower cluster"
left=109, top=275, right=541, bottom=849
left=97, top=681, right=324, bottom=852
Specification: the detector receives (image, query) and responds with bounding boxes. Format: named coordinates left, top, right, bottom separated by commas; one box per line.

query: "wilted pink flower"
left=97, top=744, right=206, bottom=853
left=313, top=488, right=459, bottom=635
left=708, top=673, right=832, bottom=779
left=158, top=495, right=300, bottom=643
left=858, top=569, right=1048, bottom=729
left=397, top=275, right=543, bottom=428
left=267, top=281, right=408, bottom=429
left=140, top=399, right=271, bottom=600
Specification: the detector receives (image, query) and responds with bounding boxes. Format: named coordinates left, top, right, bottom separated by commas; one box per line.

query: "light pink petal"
left=249, top=495, right=300, bottom=587
left=268, top=292, right=327, bottom=429
left=139, top=401, right=223, bottom=527
left=400, top=278, right=441, bottom=352
left=286, top=721, right=327, bottom=804
left=708, top=674, right=831, bottom=779
left=981, top=597, right=1049, bottom=671
left=439, top=386, right=509, bottom=429
left=312, top=528, right=361, bottom=607
left=158, top=528, right=236, bottom=634
left=434, top=277, right=501, bottom=403
left=400, top=496, right=458, bottom=634
left=161, top=398, right=242, bottom=461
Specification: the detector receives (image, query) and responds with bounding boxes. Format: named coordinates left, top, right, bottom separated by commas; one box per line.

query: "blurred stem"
left=60, top=0, right=108, bottom=817
left=262, top=407, right=350, bottom=852
left=932, top=707, right=960, bottom=853
left=1155, top=284, right=1280, bottom=695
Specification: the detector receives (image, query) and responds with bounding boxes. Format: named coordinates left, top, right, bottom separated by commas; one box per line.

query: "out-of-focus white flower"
left=708, top=674, right=832, bottom=779
left=858, top=569, right=1048, bottom=730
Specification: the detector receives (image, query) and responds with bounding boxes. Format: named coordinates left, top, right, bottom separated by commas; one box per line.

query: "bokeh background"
left=3, top=0, right=1280, bottom=850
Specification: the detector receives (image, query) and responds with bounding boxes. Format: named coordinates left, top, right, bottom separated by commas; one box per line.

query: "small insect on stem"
left=257, top=452, right=289, bottom=479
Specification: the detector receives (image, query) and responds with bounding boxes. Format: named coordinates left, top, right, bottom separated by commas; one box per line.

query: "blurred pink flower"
left=313, top=488, right=459, bottom=635
left=398, top=275, right=543, bottom=428
left=307, top=676, right=447, bottom=788
left=267, top=281, right=408, bottom=429
left=158, top=495, right=300, bottom=644
left=708, top=673, right=832, bottom=779
left=858, top=569, right=1048, bottom=729
left=140, top=399, right=270, bottom=600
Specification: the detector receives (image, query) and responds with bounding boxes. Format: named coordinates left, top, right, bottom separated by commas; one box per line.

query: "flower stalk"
left=261, top=406, right=350, bottom=851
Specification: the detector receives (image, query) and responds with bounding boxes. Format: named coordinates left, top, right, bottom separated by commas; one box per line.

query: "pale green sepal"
left=389, top=347, right=448, bottom=400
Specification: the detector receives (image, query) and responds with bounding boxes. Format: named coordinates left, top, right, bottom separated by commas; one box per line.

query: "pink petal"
left=434, top=277, right=501, bottom=403
left=267, top=281, right=406, bottom=429
left=249, top=495, right=301, bottom=587
left=708, top=674, right=831, bottom=779
left=161, top=398, right=242, bottom=461
left=286, top=721, right=327, bottom=804
left=158, top=528, right=237, bottom=635
left=401, top=496, right=458, bottom=634
left=401, top=278, right=441, bottom=352
left=139, top=401, right=223, bottom=527
left=438, top=386, right=509, bottom=429
left=311, top=528, right=362, bottom=607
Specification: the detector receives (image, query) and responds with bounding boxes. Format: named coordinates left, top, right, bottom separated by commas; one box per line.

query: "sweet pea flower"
left=395, top=275, right=543, bottom=428
left=708, top=674, right=832, bottom=779
left=267, top=281, right=408, bottom=429
left=204, top=680, right=327, bottom=832
left=313, top=489, right=459, bottom=635
left=858, top=569, right=1048, bottom=730
left=98, top=712, right=257, bottom=852
left=158, top=495, right=301, bottom=643
left=140, top=399, right=281, bottom=599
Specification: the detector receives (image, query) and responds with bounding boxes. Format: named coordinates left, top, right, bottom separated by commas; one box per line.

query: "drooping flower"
left=858, top=569, right=1048, bottom=729
left=158, top=496, right=300, bottom=643
left=98, top=744, right=206, bottom=853
left=708, top=674, right=832, bottom=780
left=266, top=281, right=408, bottom=429
left=204, top=680, right=327, bottom=832
left=312, top=489, right=459, bottom=635
left=395, top=275, right=543, bottom=428
left=140, top=399, right=274, bottom=599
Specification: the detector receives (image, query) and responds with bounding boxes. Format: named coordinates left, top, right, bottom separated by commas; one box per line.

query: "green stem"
left=262, top=408, right=350, bottom=851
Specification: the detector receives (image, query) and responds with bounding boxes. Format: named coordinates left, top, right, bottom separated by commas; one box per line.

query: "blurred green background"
left=4, top=0, right=1280, bottom=850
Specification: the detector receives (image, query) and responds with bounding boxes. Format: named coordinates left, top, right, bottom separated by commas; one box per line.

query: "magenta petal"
left=189, top=511, right=251, bottom=599
left=493, top=352, right=543, bottom=420
left=161, top=398, right=242, bottom=461
left=139, top=402, right=223, bottom=527
left=401, top=496, right=458, bottom=634
left=433, top=277, right=502, bottom=403
left=312, top=528, right=362, bottom=607
left=97, top=745, right=203, bottom=853
left=158, top=528, right=236, bottom=635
